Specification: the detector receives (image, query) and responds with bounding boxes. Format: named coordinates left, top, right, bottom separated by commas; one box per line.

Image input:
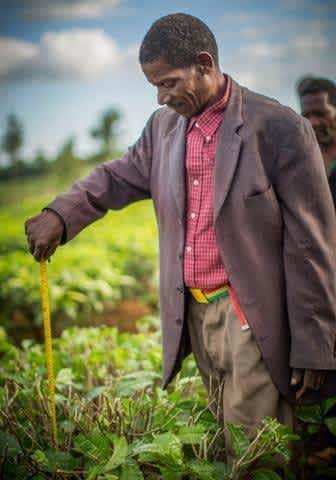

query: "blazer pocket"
left=244, top=184, right=272, bottom=202
left=244, top=184, right=282, bottom=230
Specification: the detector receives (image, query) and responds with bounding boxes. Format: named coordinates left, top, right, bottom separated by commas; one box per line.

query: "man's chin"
left=315, top=134, right=335, bottom=147
left=314, top=127, right=336, bottom=147
left=168, top=105, right=190, bottom=117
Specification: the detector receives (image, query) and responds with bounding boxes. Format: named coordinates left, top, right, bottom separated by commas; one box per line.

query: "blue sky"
left=1, top=0, right=335, bottom=161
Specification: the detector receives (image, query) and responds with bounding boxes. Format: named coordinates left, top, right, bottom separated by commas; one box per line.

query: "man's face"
left=301, top=91, right=336, bottom=147
left=142, top=57, right=212, bottom=118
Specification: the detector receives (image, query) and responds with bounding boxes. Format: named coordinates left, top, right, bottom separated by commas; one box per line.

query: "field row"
left=0, top=196, right=159, bottom=340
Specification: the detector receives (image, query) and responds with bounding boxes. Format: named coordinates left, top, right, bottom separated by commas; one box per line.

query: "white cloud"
left=21, top=0, right=122, bottom=21
left=218, top=11, right=335, bottom=96
left=0, top=38, right=37, bottom=78
left=242, top=43, right=285, bottom=60
left=0, top=29, right=138, bottom=82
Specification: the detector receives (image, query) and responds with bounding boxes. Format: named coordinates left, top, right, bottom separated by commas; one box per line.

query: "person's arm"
left=25, top=112, right=155, bottom=260
left=273, top=112, right=336, bottom=375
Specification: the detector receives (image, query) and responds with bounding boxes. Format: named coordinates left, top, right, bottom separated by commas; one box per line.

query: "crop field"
left=1, top=174, right=336, bottom=479
left=0, top=184, right=159, bottom=342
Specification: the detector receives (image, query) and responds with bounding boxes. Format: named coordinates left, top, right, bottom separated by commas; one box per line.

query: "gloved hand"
left=291, top=368, right=326, bottom=400
left=24, top=209, right=64, bottom=262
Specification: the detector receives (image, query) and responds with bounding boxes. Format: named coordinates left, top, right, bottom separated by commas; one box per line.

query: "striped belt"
left=188, top=283, right=250, bottom=330
left=189, top=284, right=230, bottom=304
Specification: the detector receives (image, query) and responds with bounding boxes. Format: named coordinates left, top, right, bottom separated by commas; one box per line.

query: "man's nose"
left=310, top=116, right=322, bottom=128
left=157, top=91, right=171, bottom=106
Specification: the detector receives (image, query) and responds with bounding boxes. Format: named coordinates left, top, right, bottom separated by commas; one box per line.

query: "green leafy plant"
left=0, top=326, right=299, bottom=479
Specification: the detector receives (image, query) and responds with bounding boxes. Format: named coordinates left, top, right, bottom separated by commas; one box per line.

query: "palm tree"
left=2, top=114, right=24, bottom=169
left=90, top=108, right=122, bottom=158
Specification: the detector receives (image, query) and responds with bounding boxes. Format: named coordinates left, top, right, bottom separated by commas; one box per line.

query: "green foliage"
left=228, top=418, right=299, bottom=479
left=52, top=137, right=82, bottom=185
left=0, top=197, right=158, bottom=338
left=295, top=396, right=336, bottom=478
left=0, top=326, right=296, bottom=479
left=252, top=469, right=282, bottom=480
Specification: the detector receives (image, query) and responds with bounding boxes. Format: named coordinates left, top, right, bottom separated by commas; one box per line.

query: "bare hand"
left=24, top=210, right=64, bottom=262
left=291, top=368, right=326, bottom=400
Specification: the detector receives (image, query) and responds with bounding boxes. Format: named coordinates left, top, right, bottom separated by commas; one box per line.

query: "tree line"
left=0, top=108, right=122, bottom=181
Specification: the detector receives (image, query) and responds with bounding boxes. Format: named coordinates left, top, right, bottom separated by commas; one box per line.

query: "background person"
left=297, top=76, right=336, bottom=208
left=25, top=13, right=336, bottom=463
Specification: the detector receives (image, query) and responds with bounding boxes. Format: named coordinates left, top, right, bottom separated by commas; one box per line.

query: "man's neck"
left=321, top=143, right=336, bottom=177
left=204, top=72, right=226, bottom=110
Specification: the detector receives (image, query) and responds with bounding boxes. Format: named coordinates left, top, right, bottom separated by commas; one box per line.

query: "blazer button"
left=176, top=318, right=182, bottom=325
left=176, top=285, right=184, bottom=293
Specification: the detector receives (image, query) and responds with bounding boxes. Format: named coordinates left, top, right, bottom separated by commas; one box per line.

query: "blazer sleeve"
left=45, top=112, right=155, bottom=243
left=273, top=113, right=336, bottom=370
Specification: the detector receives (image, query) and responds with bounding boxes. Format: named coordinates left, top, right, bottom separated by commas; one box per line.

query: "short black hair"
left=297, top=76, right=336, bottom=107
left=139, top=13, right=219, bottom=68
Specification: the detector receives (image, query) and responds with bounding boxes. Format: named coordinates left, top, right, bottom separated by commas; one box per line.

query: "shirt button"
left=186, top=246, right=192, bottom=253
left=205, top=136, right=211, bottom=143
left=190, top=212, right=196, bottom=219
left=193, top=179, right=199, bottom=186
left=195, top=122, right=200, bottom=128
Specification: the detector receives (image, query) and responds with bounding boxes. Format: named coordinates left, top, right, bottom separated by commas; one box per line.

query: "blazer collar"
left=213, top=77, right=244, bottom=221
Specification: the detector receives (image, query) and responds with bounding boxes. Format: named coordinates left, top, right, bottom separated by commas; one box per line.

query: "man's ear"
left=196, top=52, right=214, bottom=75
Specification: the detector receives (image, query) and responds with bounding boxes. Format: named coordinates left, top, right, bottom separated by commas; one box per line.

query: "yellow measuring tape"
left=39, top=261, right=58, bottom=446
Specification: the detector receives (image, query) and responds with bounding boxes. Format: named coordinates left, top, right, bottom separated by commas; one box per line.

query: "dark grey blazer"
left=47, top=77, right=336, bottom=403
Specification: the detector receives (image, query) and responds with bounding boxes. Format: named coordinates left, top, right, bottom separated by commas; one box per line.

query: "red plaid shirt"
left=183, top=76, right=249, bottom=329
left=184, top=75, right=231, bottom=289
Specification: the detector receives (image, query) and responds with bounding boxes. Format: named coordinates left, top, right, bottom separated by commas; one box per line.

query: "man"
left=297, top=76, right=336, bottom=208
left=25, top=14, right=336, bottom=461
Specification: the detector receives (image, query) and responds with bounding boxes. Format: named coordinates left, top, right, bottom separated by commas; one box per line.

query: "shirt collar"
left=187, top=74, right=231, bottom=134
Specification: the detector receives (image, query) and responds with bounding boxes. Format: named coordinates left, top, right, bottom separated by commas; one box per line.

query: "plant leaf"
left=74, top=428, right=111, bottom=463
left=325, top=417, right=336, bottom=436
left=85, top=386, right=106, bottom=402
left=226, top=424, right=250, bottom=457
left=103, top=436, right=128, bottom=472
left=56, top=367, right=74, bottom=386
left=187, top=459, right=229, bottom=480
left=296, top=404, right=323, bottom=424
left=322, top=396, right=336, bottom=415
left=44, top=450, right=81, bottom=473
left=0, top=431, right=22, bottom=458
left=121, top=459, right=144, bottom=480
left=135, top=432, right=184, bottom=467
left=252, top=468, right=282, bottom=480
left=177, top=425, right=207, bottom=444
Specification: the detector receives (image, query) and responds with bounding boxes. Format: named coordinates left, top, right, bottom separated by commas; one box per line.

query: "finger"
left=291, top=368, right=303, bottom=386
left=38, top=245, right=52, bottom=262
left=43, top=244, right=57, bottom=261
left=312, top=372, right=326, bottom=390
left=296, top=383, right=308, bottom=400
left=305, top=371, right=324, bottom=391
left=319, top=372, right=327, bottom=388
left=33, top=245, right=46, bottom=262
left=29, top=239, right=35, bottom=256
left=24, top=217, right=37, bottom=235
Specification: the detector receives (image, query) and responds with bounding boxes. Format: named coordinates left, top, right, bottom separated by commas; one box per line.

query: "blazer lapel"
left=168, top=116, right=188, bottom=221
left=214, top=79, right=244, bottom=222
